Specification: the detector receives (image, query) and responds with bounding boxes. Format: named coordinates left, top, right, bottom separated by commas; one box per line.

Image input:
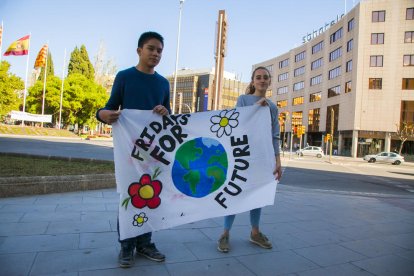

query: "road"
left=281, top=156, right=414, bottom=196
left=1, top=136, right=414, bottom=197
left=0, top=136, right=114, bottom=161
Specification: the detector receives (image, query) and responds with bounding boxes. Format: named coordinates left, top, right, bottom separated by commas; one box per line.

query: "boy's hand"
left=153, top=105, right=169, bottom=116
left=99, top=110, right=121, bottom=125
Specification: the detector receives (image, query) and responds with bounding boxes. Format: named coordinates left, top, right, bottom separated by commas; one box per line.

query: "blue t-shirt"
left=236, top=94, right=280, bottom=156
left=97, top=66, right=170, bottom=122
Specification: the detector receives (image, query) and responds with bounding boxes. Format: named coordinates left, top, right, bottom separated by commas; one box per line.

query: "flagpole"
left=0, top=21, right=3, bottom=62
left=58, top=48, right=66, bottom=129
left=22, top=32, right=31, bottom=125
left=41, top=42, right=49, bottom=127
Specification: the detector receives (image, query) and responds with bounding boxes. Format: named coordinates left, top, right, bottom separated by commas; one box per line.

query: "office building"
left=254, top=0, right=414, bottom=157
left=166, top=68, right=248, bottom=113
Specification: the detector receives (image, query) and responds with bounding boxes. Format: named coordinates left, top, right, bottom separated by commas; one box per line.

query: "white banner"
left=113, top=106, right=277, bottom=240
left=10, top=110, right=52, bottom=123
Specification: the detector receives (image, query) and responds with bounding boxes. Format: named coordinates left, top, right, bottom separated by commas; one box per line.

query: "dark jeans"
left=117, top=217, right=152, bottom=249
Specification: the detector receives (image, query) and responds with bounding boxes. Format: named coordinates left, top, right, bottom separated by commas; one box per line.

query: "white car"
left=363, top=152, right=405, bottom=165
left=296, top=146, right=324, bottom=158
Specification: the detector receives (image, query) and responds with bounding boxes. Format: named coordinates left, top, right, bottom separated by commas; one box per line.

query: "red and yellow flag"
left=4, top=35, right=30, bottom=56
left=34, top=44, right=48, bottom=68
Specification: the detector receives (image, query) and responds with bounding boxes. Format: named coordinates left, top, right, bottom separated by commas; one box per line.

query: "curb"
left=0, top=152, right=115, bottom=198
left=0, top=174, right=115, bottom=198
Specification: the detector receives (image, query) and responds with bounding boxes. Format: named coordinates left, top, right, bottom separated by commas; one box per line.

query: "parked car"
left=363, top=152, right=405, bottom=165
left=296, top=146, right=324, bottom=158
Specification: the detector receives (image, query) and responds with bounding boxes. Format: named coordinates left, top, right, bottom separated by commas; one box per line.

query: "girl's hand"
left=274, top=155, right=282, bottom=181
left=255, top=98, right=268, bottom=106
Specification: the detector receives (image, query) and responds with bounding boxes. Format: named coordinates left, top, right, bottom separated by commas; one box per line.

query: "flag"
left=113, top=106, right=278, bottom=240
left=34, top=44, right=48, bottom=68
left=4, top=35, right=30, bottom=56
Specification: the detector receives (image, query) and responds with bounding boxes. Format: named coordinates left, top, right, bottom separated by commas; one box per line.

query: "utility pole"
left=330, top=107, right=334, bottom=162
left=212, top=10, right=227, bottom=110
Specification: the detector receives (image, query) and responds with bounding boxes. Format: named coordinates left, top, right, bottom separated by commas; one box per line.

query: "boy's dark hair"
left=138, top=32, right=164, bottom=48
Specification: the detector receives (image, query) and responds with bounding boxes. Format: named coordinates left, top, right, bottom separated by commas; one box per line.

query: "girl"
left=218, top=66, right=282, bottom=253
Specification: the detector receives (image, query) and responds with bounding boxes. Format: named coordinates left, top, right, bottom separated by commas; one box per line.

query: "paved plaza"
left=1, top=183, right=413, bottom=275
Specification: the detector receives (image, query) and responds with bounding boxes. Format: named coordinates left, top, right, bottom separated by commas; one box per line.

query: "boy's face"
left=137, top=38, right=163, bottom=69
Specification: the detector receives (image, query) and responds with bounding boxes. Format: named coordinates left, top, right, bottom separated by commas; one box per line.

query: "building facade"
left=166, top=68, right=248, bottom=113
left=254, top=0, right=414, bottom=157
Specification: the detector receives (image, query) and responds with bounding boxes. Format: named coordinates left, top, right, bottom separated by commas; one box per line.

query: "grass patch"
left=0, top=125, right=79, bottom=137
left=0, top=155, right=115, bottom=177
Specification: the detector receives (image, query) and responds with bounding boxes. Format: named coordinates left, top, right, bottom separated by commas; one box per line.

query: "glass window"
left=402, top=78, right=414, bottom=90
left=265, top=64, right=273, bottom=74
left=294, top=66, right=305, bottom=77
left=310, top=75, right=322, bottom=86
left=278, top=72, right=289, bottom=82
left=308, top=108, right=320, bottom=132
left=277, top=86, right=288, bottom=95
left=371, top=33, right=384, bottom=44
left=328, top=66, right=341, bottom=80
left=370, top=55, right=383, bottom=67
left=328, top=85, right=341, bottom=98
left=330, top=27, right=343, bottom=44
left=329, top=47, right=342, bottom=62
left=309, top=92, right=321, bottom=102
left=293, top=96, right=304, bottom=106
left=347, top=39, right=353, bottom=52
left=312, top=41, right=324, bottom=54
left=277, top=100, right=288, bottom=108
left=346, top=60, right=352, bottom=72
left=407, top=8, right=414, bottom=20
left=311, top=58, right=323, bottom=70
left=369, top=78, right=382, bottom=89
left=403, top=55, right=414, bottom=66
left=372, top=10, right=386, bottom=22
left=279, top=58, right=289, bottom=68
left=295, top=51, right=306, bottom=62
left=348, top=18, right=355, bottom=31
left=293, top=81, right=305, bottom=91
left=405, top=31, right=414, bottom=43
left=345, top=81, right=352, bottom=93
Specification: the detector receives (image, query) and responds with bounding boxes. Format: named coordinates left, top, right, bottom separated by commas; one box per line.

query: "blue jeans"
left=117, top=217, right=151, bottom=249
left=224, top=208, right=261, bottom=231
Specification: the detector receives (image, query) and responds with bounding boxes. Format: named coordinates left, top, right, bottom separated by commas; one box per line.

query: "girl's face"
left=252, top=69, right=271, bottom=94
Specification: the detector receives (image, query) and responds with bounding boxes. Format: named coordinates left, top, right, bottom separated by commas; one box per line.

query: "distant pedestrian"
left=96, top=31, right=169, bottom=268
left=217, top=66, right=282, bottom=253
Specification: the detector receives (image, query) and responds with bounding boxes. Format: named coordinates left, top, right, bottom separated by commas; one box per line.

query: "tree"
left=0, top=61, right=24, bottom=118
left=395, top=122, right=414, bottom=155
left=68, top=45, right=95, bottom=80
left=27, top=75, right=62, bottom=119
left=93, top=41, right=117, bottom=92
left=63, top=73, right=108, bottom=129
left=38, top=51, right=55, bottom=81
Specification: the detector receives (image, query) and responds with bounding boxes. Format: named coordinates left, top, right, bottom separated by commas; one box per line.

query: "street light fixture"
left=172, top=0, right=185, bottom=114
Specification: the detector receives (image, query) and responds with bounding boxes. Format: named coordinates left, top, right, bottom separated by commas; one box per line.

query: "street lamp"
left=182, top=103, right=192, bottom=113
left=172, top=0, right=185, bottom=114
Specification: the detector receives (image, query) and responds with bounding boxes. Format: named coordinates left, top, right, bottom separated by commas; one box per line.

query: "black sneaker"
left=136, top=243, right=165, bottom=262
left=118, top=245, right=134, bottom=268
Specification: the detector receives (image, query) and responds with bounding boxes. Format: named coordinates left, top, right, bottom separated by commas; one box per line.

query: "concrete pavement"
left=1, top=183, right=413, bottom=275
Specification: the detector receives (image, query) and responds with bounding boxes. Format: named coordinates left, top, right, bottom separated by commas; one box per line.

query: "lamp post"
left=172, top=0, right=185, bottom=114
left=283, top=112, right=290, bottom=157
left=182, top=103, right=192, bottom=113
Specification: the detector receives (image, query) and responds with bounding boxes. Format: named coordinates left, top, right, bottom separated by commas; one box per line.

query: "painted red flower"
left=128, top=174, right=162, bottom=209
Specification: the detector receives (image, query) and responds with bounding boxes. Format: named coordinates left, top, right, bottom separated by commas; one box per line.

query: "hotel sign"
left=302, top=14, right=344, bottom=44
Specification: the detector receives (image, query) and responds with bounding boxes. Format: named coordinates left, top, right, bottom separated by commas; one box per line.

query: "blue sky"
left=1, top=0, right=360, bottom=83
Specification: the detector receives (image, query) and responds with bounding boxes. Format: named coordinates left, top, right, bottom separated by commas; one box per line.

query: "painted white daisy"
left=133, top=212, right=148, bottom=227
left=210, top=109, right=239, bottom=138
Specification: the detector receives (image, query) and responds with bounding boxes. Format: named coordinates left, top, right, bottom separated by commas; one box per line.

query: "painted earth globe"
left=172, top=137, right=228, bottom=198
